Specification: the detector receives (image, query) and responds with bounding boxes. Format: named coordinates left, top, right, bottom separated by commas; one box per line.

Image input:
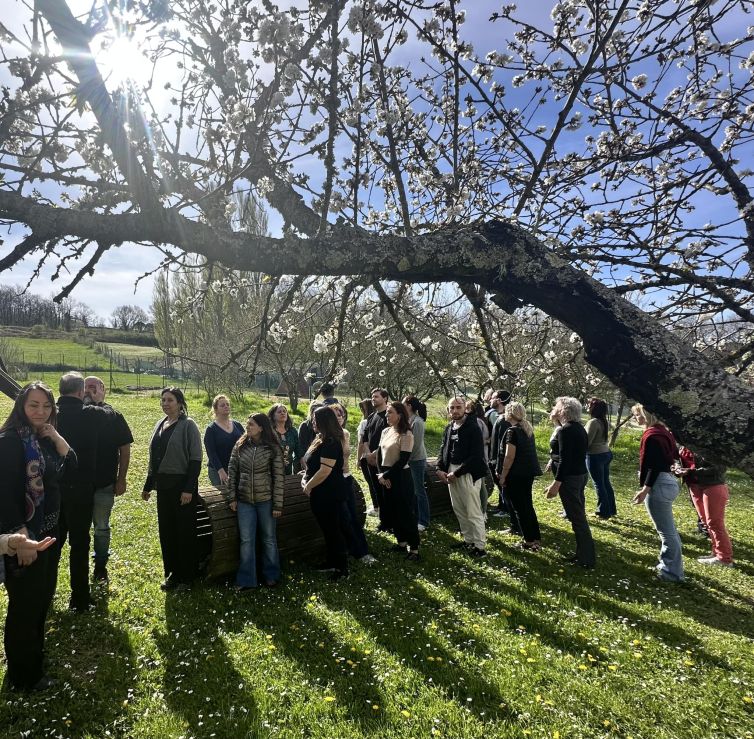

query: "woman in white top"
left=402, top=396, right=429, bottom=531
left=377, top=402, right=420, bottom=560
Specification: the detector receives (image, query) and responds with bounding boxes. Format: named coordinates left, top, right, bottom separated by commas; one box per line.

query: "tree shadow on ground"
left=430, top=514, right=753, bottom=645
left=312, top=549, right=528, bottom=725
left=207, top=577, right=389, bottom=729
left=154, top=588, right=260, bottom=737
left=0, top=592, right=136, bottom=737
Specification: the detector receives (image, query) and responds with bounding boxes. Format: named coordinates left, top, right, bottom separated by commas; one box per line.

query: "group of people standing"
left=434, top=389, right=735, bottom=581
left=1, top=377, right=737, bottom=692
left=197, top=384, right=380, bottom=587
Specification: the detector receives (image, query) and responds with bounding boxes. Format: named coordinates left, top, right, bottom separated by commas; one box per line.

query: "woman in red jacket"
left=675, top=446, right=734, bottom=566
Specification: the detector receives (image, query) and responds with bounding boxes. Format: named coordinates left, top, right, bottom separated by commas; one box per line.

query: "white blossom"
left=631, top=74, right=648, bottom=91
left=313, top=334, right=328, bottom=353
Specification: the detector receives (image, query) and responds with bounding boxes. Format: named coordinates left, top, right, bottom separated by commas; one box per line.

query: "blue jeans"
left=644, top=472, right=684, bottom=582
left=236, top=500, right=280, bottom=587
left=92, top=484, right=115, bottom=566
left=586, top=451, right=617, bottom=517
left=208, top=467, right=222, bottom=487
left=409, top=459, right=430, bottom=527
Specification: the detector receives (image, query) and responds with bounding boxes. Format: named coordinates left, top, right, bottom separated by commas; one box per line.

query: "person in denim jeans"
left=403, top=396, right=429, bottom=531
left=86, top=377, right=133, bottom=584
left=227, top=413, right=284, bottom=591
left=585, top=398, right=617, bottom=519
left=632, top=404, right=684, bottom=582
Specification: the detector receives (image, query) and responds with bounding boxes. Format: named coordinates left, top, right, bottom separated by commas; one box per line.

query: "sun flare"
left=96, top=34, right=152, bottom=89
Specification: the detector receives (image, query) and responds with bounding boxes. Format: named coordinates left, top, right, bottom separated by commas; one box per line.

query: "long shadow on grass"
left=486, top=519, right=754, bottom=644
left=0, top=603, right=136, bottom=737
left=314, top=546, right=523, bottom=725
left=219, top=579, right=390, bottom=729
left=154, top=589, right=260, bottom=737
left=432, top=523, right=724, bottom=659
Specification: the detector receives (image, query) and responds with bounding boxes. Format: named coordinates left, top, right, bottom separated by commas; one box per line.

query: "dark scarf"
left=18, top=426, right=46, bottom=536
left=639, top=424, right=678, bottom=470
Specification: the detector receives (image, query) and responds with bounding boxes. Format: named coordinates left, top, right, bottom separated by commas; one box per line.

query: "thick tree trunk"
left=3, top=0, right=746, bottom=477
left=1, top=189, right=752, bottom=473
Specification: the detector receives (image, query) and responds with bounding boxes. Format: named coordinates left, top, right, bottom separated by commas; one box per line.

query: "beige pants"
left=448, top=463, right=486, bottom=549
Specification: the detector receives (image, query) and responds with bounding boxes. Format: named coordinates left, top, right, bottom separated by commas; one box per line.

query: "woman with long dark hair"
left=302, top=406, right=349, bottom=580
left=0, top=381, right=75, bottom=691
left=402, top=396, right=429, bottom=531
left=227, top=413, right=284, bottom=590
left=332, top=403, right=375, bottom=565
left=142, top=387, right=203, bottom=591
left=268, top=403, right=301, bottom=475
left=632, top=404, right=684, bottom=582
left=585, top=398, right=617, bottom=519
left=378, top=401, right=420, bottom=560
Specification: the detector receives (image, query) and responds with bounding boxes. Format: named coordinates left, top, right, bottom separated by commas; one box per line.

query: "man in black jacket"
left=437, top=397, right=488, bottom=557
left=359, top=388, right=390, bottom=530
left=56, top=372, right=105, bottom=611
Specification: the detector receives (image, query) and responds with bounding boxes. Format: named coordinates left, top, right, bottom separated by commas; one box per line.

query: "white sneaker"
left=367, top=507, right=379, bottom=517
left=697, top=556, right=733, bottom=566
left=360, top=554, right=377, bottom=564
left=417, top=524, right=427, bottom=532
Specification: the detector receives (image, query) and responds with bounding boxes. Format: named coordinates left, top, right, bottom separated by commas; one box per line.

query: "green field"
left=4, top=337, right=110, bottom=370
left=98, top=341, right=166, bottom=361
left=0, top=389, right=752, bottom=738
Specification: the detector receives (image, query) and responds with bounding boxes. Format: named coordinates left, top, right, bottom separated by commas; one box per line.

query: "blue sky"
left=0, top=1, right=749, bottom=320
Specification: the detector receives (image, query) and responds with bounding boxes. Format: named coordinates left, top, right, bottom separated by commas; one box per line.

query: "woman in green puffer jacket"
left=227, top=413, right=284, bottom=590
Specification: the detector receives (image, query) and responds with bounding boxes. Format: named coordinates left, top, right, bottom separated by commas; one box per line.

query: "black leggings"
left=310, top=488, right=348, bottom=573
left=505, top=475, right=541, bottom=542
left=3, top=543, right=60, bottom=689
left=156, top=477, right=199, bottom=584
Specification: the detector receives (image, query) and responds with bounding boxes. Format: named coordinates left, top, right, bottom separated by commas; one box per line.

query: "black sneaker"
left=390, top=543, right=408, bottom=553
left=406, top=551, right=421, bottom=562
left=469, top=547, right=487, bottom=558
left=566, top=557, right=594, bottom=569
left=30, top=675, right=56, bottom=692
left=93, top=565, right=109, bottom=582
left=451, top=541, right=473, bottom=550
left=69, top=597, right=94, bottom=613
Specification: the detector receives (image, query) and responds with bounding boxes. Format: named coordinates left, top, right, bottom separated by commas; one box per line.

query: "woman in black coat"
left=0, top=382, right=75, bottom=691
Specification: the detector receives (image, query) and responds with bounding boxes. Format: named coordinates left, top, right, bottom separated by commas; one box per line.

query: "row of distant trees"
left=0, top=285, right=152, bottom=333
left=0, top=285, right=95, bottom=330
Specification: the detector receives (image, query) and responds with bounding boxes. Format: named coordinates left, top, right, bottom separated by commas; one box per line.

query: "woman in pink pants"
left=676, top=447, right=734, bottom=566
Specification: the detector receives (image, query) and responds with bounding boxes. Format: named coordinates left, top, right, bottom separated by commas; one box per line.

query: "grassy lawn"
left=5, top=338, right=110, bottom=371
left=97, top=342, right=166, bottom=361
left=0, top=390, right=752, bottom=738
